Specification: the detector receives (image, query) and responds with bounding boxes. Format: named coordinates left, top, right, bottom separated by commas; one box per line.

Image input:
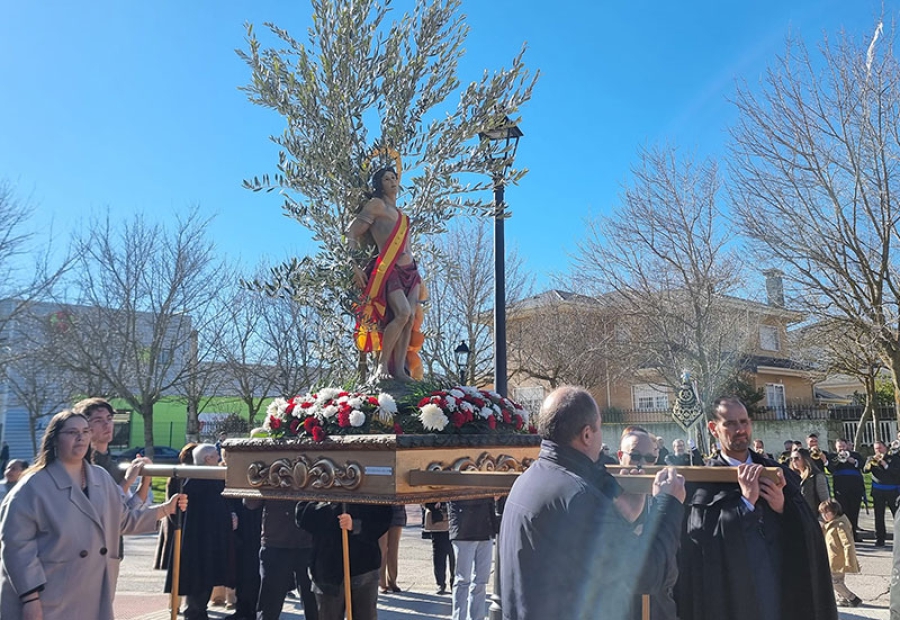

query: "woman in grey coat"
left=0, top=409, right=187, bottom=620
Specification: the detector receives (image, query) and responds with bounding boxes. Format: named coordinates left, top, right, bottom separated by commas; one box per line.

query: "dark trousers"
left=873, top=488, right=899, bottom=543
left=833, top=476, right=865, bottom=533
left=185, top=587, right=213, bottom=620
left=258, top=546, right=317, bottom=620
left=313, top=568, right=380, bottom=620
left=431, top=531, right=455, bottom=588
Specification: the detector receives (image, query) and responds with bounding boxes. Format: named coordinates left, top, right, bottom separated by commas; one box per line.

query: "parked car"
left=114, top=445, right=181, bottom=464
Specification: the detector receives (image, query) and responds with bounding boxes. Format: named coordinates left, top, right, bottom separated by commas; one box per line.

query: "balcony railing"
left=602, top=405, right=897, bottom=424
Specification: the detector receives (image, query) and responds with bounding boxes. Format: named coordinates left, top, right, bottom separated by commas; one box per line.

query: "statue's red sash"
left=354, top=212, right=409, bottom=352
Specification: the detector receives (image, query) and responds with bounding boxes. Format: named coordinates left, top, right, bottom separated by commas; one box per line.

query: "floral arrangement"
left=261, top=385, right=533, bottom=441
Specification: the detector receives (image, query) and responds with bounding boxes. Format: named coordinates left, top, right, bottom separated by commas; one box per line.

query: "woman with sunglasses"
left=790, top=448, right=831, bottom=515
left=0, top=409, right=187, bottom=620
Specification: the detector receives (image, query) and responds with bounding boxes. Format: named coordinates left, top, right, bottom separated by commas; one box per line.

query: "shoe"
left=875, top=541, right=886, bottom=548
left=380, top=587, right=390, bottom=594
left=436, top=585, right=448, bottom=595
left=850, top=596, right=862, bottom=607
left=391, top=585, right=402, bottom=593
left=225, top=603, right=236, bottom=610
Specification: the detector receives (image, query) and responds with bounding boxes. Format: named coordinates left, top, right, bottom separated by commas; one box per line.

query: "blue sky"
left=0, top=0, right=893, bottom=290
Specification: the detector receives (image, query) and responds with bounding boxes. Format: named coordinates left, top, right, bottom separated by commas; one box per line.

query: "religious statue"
left=348, top=167, right=422, bottom=382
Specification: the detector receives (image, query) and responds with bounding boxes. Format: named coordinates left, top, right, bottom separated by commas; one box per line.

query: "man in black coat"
left=298, top=501, right=392, bottom=620
left=826, top=438, right=865, bottom=541
left=499, top=386, right=686, bottom=620
left=164, top=443, right=235, bottom=620
left=674, top=397, right=837, bottom=620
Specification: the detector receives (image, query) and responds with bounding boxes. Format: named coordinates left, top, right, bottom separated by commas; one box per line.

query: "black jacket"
left=297, top=502, right=391, bottom=585
left=499, top=440, right=684, bottom=620
left=674, top=451, right=837, bottom=620
left=448, top=498, right=497, bottom=541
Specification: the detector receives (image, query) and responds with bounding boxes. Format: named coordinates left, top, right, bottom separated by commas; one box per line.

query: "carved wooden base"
left=221, top=433, right=542, bottom=504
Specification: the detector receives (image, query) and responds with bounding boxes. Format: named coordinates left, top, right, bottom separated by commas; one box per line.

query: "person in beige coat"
left=0, top=409, right=187, bottom=620
left=819, top=498, right=862, bottom=607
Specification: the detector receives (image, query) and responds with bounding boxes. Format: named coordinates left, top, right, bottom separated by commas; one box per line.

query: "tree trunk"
left=185, top=402, right=199, bottom=444
left=853, top=400, right=873, bottom=451
left=141, top=402, right=155, bottom=460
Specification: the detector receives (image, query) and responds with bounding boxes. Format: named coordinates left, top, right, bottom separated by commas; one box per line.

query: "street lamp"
left=479, top=117, right=523, bottom=399
left=479, top=116, right=522, bottom=620
left=454, top=341, right=471, bottom=385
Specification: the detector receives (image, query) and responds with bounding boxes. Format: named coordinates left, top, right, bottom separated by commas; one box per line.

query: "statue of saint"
left=348, top=168, right=422, bottom=381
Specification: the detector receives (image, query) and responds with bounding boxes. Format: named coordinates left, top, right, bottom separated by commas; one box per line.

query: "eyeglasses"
left=59, top=429, right=92, bottom=439
left=626, top=452, right=658, bottom=464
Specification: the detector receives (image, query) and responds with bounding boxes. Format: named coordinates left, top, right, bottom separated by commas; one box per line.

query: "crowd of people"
left=0, top=391, right=896, bottom=619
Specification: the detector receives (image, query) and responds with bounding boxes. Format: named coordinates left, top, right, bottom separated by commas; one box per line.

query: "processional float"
left=136, top=373, right=781, bottom=620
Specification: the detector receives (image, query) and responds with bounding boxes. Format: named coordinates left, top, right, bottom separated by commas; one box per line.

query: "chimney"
left=763, top=269, right=784, bottom=307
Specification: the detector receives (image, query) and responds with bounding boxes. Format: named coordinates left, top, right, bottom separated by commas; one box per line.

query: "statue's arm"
left=347, top=198, right=382, bottom=247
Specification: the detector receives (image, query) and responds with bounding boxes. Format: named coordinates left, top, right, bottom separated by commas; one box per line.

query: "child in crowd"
left=819, top=499, right=862, bottom=607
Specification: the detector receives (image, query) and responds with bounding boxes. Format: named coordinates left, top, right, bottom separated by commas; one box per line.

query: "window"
left=766, top=383, right=786, bottom=418
left=759, top=325, right=780, bottom=351
left=632, top=384, right=671, bottom=411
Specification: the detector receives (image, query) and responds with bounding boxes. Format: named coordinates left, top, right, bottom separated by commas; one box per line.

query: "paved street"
left=115, top=506, right=896, bottom=619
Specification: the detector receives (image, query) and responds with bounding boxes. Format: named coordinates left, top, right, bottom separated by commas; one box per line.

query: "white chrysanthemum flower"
left=317, top=388, right=340, bottom=401
left=459, top=401, right=473, bottom=413
left=267, top=397, right=288, bottom=418
left=348, top=397, right=363, bottom=409
left=321, top=405, right=339, bottom=419
left=420, top=403, right=449, bottom=431
left=349, top=410, right=366, bottom=427
left=461, top=386, right=480, bottom=397
left=480, top=406, right=494, bottom=419
left=378, top=393, right=398, bottom=414
left=262, top=415, right=273, bottom=431
left=449, top=388, right=465, bottom=399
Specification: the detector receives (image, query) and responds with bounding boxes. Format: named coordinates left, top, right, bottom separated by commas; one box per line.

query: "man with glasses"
left=499, top=386, right=686, bottom=620
left=617, top=428, right=681, bottom=620
left=674, top=396, right=837, bottom=620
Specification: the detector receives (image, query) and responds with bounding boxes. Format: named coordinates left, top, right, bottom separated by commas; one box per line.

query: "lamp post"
left=479, top=117, right=522, bottom=620
left=454, top=341, right=471, bottom=385
left=478, top=118, right=523, bottom=399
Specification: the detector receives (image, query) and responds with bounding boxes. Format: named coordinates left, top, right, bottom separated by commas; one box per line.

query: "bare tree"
left=419, top=218, right=531, bottom=385
left=507, top=291, right=615, bottom=391
left=572, top=145, right=750, bottom=412
left=50, top=210, right=229, bottom=457
left=238, top=0, right=537, bottom=378
left=730, top=23, right=900, bottom=419
left=794, top=318, right=886, bottom=445
left=0, top=181, right=69, bottom=366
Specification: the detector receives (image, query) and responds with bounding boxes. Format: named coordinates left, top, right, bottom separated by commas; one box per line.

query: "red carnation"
left=528, top=424, right=538, bottom=434
left=289, top=418, right=302, bottom=435
left=368, top=396, right=379, bottom=406
left=303, top=417, right=319, bottom=433
left=451, top=412, right=467, bottom=428
left=502, top=410, right=512, bottom=424
left=311, top=426, right=326, bottom=442
left=269, top=416, right=282, bottom=430
left=418, top=397, right=430, bottom=407
left=488, top=416, right=497, bottom=430
left=285, top=402, right=296, bottom=416
left=300, top=401, right=313, bottom=409
left=338, top=391, right=349, bottom=398
left=513, top=414, right=524, bottom=430
left=393, top=423, right=404, bottom=435
left=464, top=410, right=474, bottom=424
left=337, top=410, right=351, bottom=428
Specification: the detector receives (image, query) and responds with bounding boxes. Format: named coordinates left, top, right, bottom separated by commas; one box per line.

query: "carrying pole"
left=341, top=502, right=353, bottom=620
left=169, top=476, right=184, bottom=620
